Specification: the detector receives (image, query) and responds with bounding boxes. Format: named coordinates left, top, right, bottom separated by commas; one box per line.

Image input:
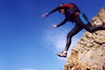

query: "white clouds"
left=44, top=29, right=80, bottom=52
left=44, top=29, right=67, bottom=51
left=43, top=28, right=80, bottom=62
left=21, top=68, right=35, bottom=70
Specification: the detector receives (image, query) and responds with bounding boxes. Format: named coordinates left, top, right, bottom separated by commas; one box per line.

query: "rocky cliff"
left=64, top=8, right=105, bottom=70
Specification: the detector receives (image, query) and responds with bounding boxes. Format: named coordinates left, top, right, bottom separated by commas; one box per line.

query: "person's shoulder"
left=69, top=3, right=76, bottom=5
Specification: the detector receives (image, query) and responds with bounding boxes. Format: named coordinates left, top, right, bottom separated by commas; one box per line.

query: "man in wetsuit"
left=42, top=3, right=105, bottom=58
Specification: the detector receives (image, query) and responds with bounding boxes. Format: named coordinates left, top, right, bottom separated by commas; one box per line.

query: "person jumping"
left=42, top=3, right=105, bottom=58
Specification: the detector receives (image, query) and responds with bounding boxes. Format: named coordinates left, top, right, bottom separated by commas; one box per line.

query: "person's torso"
left=63, top=3, right=80, bottom=21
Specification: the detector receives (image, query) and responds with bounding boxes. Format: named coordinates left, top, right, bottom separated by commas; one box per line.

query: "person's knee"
left=87, top=28, right=94, bottom=33
left=67, top=34, right=72, bottom=39
left=85, top=26, right=94, bottom=33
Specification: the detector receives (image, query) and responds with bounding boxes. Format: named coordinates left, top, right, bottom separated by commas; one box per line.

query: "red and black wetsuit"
left=47, top=3, right=105, bottom=51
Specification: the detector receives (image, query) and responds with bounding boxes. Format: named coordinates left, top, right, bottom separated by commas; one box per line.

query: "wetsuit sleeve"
left=48, top=6, right=69, bottom=16
left=48, top=6, right=59, bottom=15
left=47, top=4, right=73, bottom=16
left=57, top=18, right=68, bottom=27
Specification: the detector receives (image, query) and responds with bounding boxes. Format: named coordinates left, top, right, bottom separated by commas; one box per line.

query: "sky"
left=0, top=0, right=105, bottom=70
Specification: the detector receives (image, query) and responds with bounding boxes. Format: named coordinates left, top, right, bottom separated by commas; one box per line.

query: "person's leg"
left=57, top=25, right=82, bottom=57
left=75, top=13, right=105, bottom=33
left=84, top=23, right=105, bottom=33
left=64, top=26, right=82, bottom=51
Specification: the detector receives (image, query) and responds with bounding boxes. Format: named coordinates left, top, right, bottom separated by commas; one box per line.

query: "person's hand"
left=41, top=13, right=48, bottom=18
left=52, top=24, right=57, bottom=28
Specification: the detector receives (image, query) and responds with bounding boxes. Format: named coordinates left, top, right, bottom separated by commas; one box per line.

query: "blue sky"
left=0, top=0, right=105, bottom=70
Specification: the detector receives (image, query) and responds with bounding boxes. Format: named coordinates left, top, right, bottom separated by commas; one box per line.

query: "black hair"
left=58, top=3, right=65, bottom=13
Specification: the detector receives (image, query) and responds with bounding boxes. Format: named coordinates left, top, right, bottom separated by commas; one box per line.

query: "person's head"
left=59, top=9, right=65, bottom=14
left=58, top=3, right=65, bottom=14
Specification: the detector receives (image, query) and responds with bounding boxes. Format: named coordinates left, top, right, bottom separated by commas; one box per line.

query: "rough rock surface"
left=64, top=8, right=105, bottom=70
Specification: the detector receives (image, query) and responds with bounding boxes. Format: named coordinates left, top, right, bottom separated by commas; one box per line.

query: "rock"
left=64, top=8, right=105, bottom=70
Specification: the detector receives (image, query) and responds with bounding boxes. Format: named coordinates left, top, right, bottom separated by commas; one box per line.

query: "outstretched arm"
left=42, top=6, right=69, bottom=18
left=42, top=6, right=60, bottom=18
left=52, top=18, right=68, bottom=28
